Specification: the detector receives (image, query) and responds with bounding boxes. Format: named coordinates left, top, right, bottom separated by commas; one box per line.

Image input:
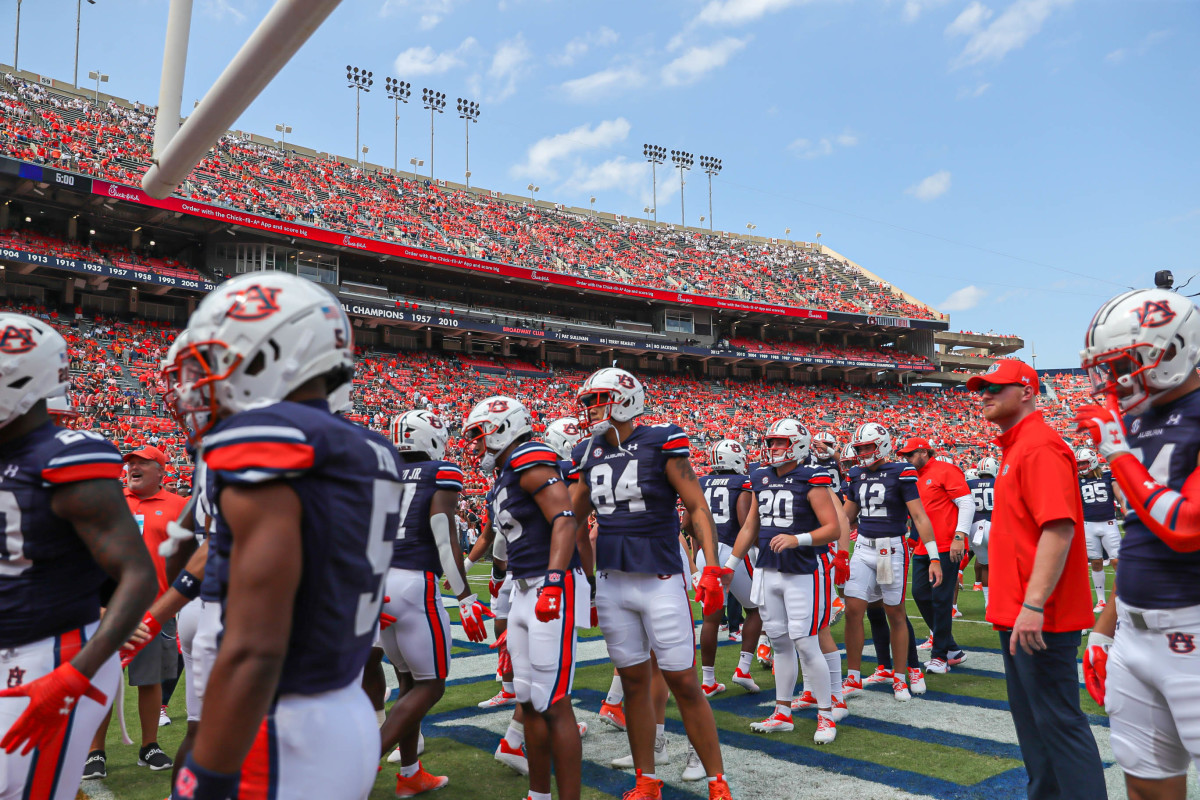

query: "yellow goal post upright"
left=142, top=0, right=343, bottom=200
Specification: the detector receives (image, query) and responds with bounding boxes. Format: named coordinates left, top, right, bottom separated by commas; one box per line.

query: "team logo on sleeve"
left=225, top=285, right=283, bottom=321
left=6, top=667, right=25, bottom=688
left=0, top=325, right=36, bottom=354
left=1166, top=632, right=1196, bottom=654
left=1133, top=300, right=1176, bottom=329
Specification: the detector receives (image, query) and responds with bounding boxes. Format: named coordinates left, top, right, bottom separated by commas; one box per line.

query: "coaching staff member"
left=970, top=360, right=1105, bottom=800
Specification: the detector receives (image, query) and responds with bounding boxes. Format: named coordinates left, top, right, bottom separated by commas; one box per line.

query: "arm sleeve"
left=1109, top=452, right=1200, bottom=552
left=953, top=493, right=975, bottom=533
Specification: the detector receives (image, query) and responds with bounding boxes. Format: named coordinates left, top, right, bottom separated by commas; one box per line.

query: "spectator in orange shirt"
left=88, top=446, right=186, bottom=775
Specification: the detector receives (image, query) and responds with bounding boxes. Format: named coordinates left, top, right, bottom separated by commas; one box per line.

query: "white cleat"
left=731, top=667, right=760, bottom=693
left=863, top=666, right=894, bottom=685
left=478, top=690, right=517, bottom=709
left=681, top=743, right=705, bottom=782
left=926, top=658, right=950, bottom=674
left=830, top=698, right=849, bottom=722
left=814, top=713, right=837, bottom=745
left=577, top=721, right=588, bottom=739
left=701, top=682, right=726, bottom=698
left=386, top=732, right=424, bottom=763
left=750, top=710, right=795, bottom=733
left=494, top=739, right=528, bottom=775
left=908, top=668, right=927, bottom=696
left=917, top=635, right=934, bottom=651
left=611, top=734, right=668, bottom=769
left=791, top=691, right=817, bottom=710
left=893, top=678, right=911, bottom=702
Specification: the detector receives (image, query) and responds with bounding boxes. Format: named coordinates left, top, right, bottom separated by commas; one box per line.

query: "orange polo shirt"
left=911, top=459, right=970, bottom=555
left=985, top=411, right=1094, bottom=632
left=125, top=487, right=187, bottom=596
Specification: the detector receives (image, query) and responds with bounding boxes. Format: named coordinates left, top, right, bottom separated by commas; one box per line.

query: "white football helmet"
left=545, top=416, right=583, bottom=460
left=172, top=271, right=353, bottom=439
left=850, top=422, right=893, bottom=468
left=762, top=419, right=811, bottom=467
left=463, top=396, right=533, bottom=473
left=0, top=312, right=68, bottom=429
left=839, top=442, right=858, bottom=468
left=977, top=456, right=1000, bottom=478
left=936, top=454, right=955, bottom=465
left=328, top=381, right=353, bottom=415
left=964, top=468, right=979, bottom=481
left=812, top=431, right=838, bottom=461
left=1081, top=288, right=1200, bottom=414
left=576, top=367, right=645, bottom=434
left=391, top=409, right=449, bottom=461
left=1075, top=447, right=1099, bottom=474
left=708, top=438, right=748, bottom=474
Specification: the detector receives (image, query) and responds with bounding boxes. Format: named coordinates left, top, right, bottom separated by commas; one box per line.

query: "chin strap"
left=1108, top=452, right=1200, bottom=552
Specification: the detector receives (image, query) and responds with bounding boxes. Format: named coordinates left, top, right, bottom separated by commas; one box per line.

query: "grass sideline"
left=89, top=561, right=1113, bottom=800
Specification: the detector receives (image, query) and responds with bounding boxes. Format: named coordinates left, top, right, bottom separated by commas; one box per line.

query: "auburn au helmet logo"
left=226, top=285, right=283, bottom=322
left=617, top=374, right=636, bottom=389
left=1133, top=300, right=1176, bottom=329
left=488, top=399, right=509, bottom=413
left=562, top=422, right=579, bottom=436
left=0, top=325, right=36, bottom=354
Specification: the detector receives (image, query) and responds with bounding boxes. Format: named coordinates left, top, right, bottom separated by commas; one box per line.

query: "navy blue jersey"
left=748, top=463, right=831, bottom=575
left=492, top=441, right=581, bottom=579
left=191, top=457, right=223, bottom=603
left=570, top=424, right=690, bottom=574
left=0, top=423, right=125, bottom=647
left=848, top=461, right=920, bottom=538
left=559, top=459, right=576, bottom=485
left=204, top=399, right=407, bottom=695
left=1079, top=473, right=1117, bottom=522
left=699, top=472, right=751, bottom=547
left=389, top=459, right=464, bottom=573
left=1118, top=389, right=1200, bottom=609
left=808, top=456, right=843, bottom=496
left=967, top=477, right=995, bottom=522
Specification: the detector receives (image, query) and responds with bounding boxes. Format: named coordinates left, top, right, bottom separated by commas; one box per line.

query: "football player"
left=968, top=457, right=998, bottom=610
left=167, top=272, right=405, bottom=800
left=1075, top=447, right=1123, bottom=612
left=463, top=397, right=587, bottom=800
left=728, top=419, right=842, bottom=743
left=569, top=368, right=730, bottom=800
left=841, top=423, right=941, bottom=702
left=686, top=439, right=762, bottom=696
left=381, top=409, right=487, bottom=796
left=0, top=312, right=157, bottom=800
left=1077, top=287, right=1200, bottom=800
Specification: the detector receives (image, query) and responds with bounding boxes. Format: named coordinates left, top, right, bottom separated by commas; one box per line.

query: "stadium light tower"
left=74, top=0, right=97, bottom=89
left=346, top=65, right=373, bottom=166
left=699, top=155, right=721, bottom=232
left=385, top=77, right=411, bottom=172
left=456, top=98, right=480, bottom=188
left=275, top=122, right=292, bottom=150
left=527, top=183, right=540, bottom=204
left=670, top=150, right=693, bottom=227
left=13, top=0, right=21, bottom=72
left=422, top=88, right=446, bottom=179
left=643, top=144, right=665, bottom=222
left=88, top=69, right=108, bottom=103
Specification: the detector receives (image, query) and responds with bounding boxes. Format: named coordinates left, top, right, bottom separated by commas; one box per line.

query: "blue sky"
left=8, top=0, right=1199, bottom=368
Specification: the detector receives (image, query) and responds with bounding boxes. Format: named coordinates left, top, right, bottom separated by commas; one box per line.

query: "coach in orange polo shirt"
left=970, top=360, right=1105, bottom=800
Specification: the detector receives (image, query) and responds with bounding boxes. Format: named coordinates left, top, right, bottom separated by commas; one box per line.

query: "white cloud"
left=695, top=0, right=805, bottom=26
left=940, top=285, right=988, bottom=312
left=560, top=67, right=645, bottom=101
left=1106, top=29, right=1171, bottom=65
left=393, top=38, right=476, bottom=76
left=511, top=118, right=632, bottom=180
left=549, top=27, right=619, bottom=67
left=906, top=170, right=952, bottom=201
left=902, top=0, right=950, bottom=22
left=1104, top=48, right=1126, bottom=64
left=380, top=0, right=459, bottom=30
left=661, top=37, right=750, bottom=86
left=200, top=0, right=248, bottom=23
left=956, top=82, right=991, bottom=99
left=562, top=157, right=649, bottom=194
left=949, top=0, right=1072, bottom=68
left=487, top=34, right=532, bottom=101
left=788, top=129, right=858, bottom=158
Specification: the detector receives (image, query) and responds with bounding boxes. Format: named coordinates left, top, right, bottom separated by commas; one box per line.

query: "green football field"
left=81, top=563, right=1194, bottom=800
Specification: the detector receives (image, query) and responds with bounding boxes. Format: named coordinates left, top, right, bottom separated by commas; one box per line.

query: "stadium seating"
left=0, top=72, right=939, bottom=320
left=0, top=228, right=206, bottom=281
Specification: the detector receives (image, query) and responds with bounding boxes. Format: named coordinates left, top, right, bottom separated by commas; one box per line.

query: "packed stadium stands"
left=0, top=71, right=938, bottom=321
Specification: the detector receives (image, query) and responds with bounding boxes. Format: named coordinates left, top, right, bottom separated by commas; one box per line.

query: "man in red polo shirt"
left=86, top=446, right=187, bottom=778
left=896, top=437, right=974, bottom=674
left=970, top=359, right=1104, bottom=800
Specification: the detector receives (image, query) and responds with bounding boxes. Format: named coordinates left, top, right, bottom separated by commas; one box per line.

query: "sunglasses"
left=976, top=382, right=1018, bottom=395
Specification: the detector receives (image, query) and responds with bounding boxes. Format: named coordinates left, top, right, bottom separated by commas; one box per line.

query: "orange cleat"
left=599, top=700, right=626, bottom=731
left=708, top=774, right=733, bottom=800
left=394, top=763, right=449, bottom=797
left=621, top=769, right=664, bottom=800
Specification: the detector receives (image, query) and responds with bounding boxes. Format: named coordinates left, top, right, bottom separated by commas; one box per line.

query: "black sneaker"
left=138, top=743, right=173, bottom=771
left=82, top=749, right=106, bottom=780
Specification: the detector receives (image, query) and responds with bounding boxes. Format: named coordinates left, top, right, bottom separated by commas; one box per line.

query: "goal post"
left=142, top=0, right=343, bottom=199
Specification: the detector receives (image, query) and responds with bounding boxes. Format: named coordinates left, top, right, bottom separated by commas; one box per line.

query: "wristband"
left=491, top=561, right=506, bottom=581
left=463, top=557, right=476, bottom=574
left=953, top=533, right=965, bottom=541
left=550, top=509, right=575, bottom=522
left=171, top=569, right=202, bottom=601
left=793, top=533, right=814, bottom=547
left=531, top=476, right=561, bottom=496
left=924, top=540, right=939, bottom=557
left=545, top=569, right=566, bottom=587
left=1022, top=602, right=1044, bottom=614
left=723, top=555, right=741, bottom=571
left=174, top=752, right=239, bottom=800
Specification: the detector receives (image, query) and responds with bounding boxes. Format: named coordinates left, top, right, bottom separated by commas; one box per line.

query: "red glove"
left=459, top=594, right=488, bottom=642
left=119, top=613, right=162, bottom=669
left=694, top=566, right=730, bottom=617
left=535, top=570, right=566, bottom=623
left=0, top=662, right=108, bottom=755
left=590, top=603, right=599, bottom=628
left=490, top=630, right=512, bottom=676
left=833, top=549, right=850, bottom=586
left=380, top=596, right=396, bottom=632
left=489, top=577, right=504, bottom=599
left=1083, top=631, right=1113, bottom=707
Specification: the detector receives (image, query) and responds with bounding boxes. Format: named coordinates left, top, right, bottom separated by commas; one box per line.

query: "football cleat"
left=394, top=763, right=449, bottom=797
left=756, top=641, right=773, bottom=668
left=599, top=701, right=627, bottom=731
left=494, top=739, right=528, bottom=775
left=917, top=635, right=934, bottom=651
left=814, top=713, right=837, bottom=745
left=973, top=582, right=983, bottom=591
left=708, top=775, right=733, bottom=800
left=731, top=667, right=760, bottom=693
left=386, top=733, right=424, bottom=764
left=577, top=721, right=589, bottom=739
left=681, top=743, right=705, bottom=782
left=622, top=770, right=664, bottom=800
left=831, top=698, right=849, bottom=722
left=842, top=674, right=863, bottom=696
left=926, top=658, right=950, bottom=674
left=791, top=691, right=817, bottom=710
left=477, top=689, right=517, bottom=709
left=701, top=682, right=726, bottom=698
left=908, top=668, right=927, bottom=696
left=1094, top=600, right=1107, bottom=613
left=829, top=594, right=846, bottom=626
left=863, top=666, right=894, bottom=686
left=947, top=649, right=967, bottom=666
left=952, top=607, right=963, bottom=619
left=750, top=710, right=795, bottom=733
left=612, top=734, right=668, bottom=769
left=728, top=629, right=742, bottom=643
left=893, top=677, right=911, bottom=702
